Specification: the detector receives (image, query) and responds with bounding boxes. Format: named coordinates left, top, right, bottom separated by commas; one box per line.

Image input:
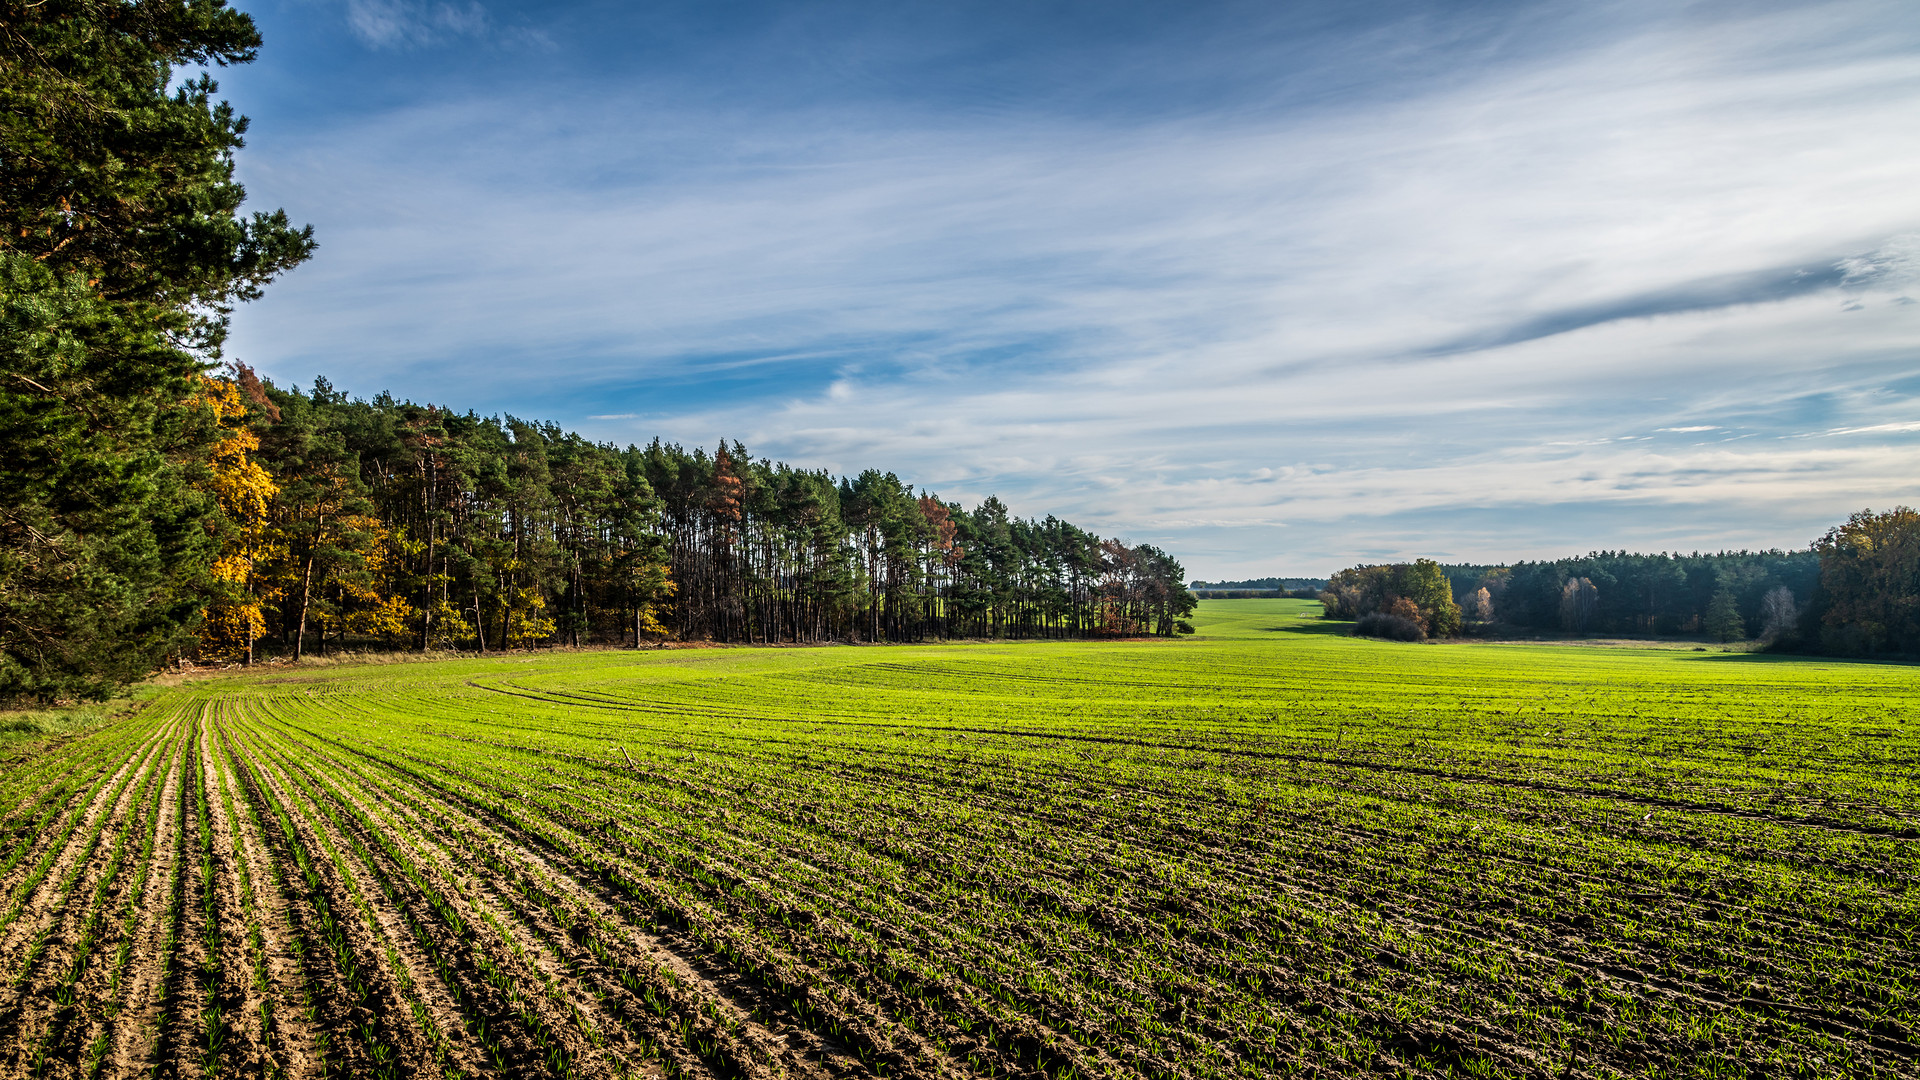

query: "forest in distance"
left=8, top=363, right=1199, bottom=704
left=1315, top=510, right=1920, bottom=655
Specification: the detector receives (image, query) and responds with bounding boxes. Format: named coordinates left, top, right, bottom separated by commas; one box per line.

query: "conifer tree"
left=0, top=0, right=313, bottom=697
left=1704, top=588, right=1745, bottom=643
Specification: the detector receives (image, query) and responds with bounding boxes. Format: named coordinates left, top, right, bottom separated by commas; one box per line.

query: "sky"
left=213, top=0, right=1920, bottom=580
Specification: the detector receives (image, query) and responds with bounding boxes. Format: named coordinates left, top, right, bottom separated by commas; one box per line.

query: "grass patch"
left=0, top=687, right=155, bottom=754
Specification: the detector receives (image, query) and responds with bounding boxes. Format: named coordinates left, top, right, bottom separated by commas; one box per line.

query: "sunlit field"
left=0, top=600, right=1914, bottom=1079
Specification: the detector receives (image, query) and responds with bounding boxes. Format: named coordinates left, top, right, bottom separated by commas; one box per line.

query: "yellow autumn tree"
left=632, top=558, right=677, bottom=639
left=482, top=556, right=557, bottom=648
left=504, top=585, right=557, bottom=648
left=197, top=375, right=279, bottom=663
left=314, top=526, right=415, bottom=645
left=421, top=599, right=475, bottom=650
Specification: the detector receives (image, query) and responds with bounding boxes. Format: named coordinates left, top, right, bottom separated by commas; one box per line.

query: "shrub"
left=1355, top=612, right=1426, bottom=641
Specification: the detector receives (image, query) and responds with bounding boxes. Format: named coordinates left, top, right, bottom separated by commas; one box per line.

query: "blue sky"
left=215, top=0, right=1920, bottom=579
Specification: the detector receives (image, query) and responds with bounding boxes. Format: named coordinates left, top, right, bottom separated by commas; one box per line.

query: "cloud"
left=343, top=0, right=538, bottom=50
left=1422, top=261, right=1854, bottom=356
left=230, top=0, right=1920, bottom=577
left=1803, top=421, right=1920, bottom=438
left=1839, top=232, right=1920, bottom=290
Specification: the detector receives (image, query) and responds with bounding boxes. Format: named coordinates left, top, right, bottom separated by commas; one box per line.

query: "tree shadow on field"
left=1264, top=619, right=1352, bottom=636
left=1681, top=649, right=1920, bottom=667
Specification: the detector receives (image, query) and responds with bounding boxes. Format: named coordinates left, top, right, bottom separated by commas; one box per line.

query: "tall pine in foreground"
left=0, top=0, right=313, bottom=699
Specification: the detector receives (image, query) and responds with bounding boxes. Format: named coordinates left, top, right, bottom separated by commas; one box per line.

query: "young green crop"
left=0, top=599, right=1915, bottom=1078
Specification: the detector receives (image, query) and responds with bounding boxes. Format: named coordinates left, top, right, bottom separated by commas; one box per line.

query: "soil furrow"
left=103, top=716, right=189, bottom=1080
left=227, top=723, right=437, bottom=1079
left=293, top=721, right=845, bottom=1080
left=0, top=726, right=163, bottom=1078
left=207, top=707, right=324, bottom=1080
left=333, top=733, right=974, bottom=1080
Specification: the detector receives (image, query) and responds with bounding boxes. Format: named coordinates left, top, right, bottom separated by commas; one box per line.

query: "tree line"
left=1319, top=511, right=1920, bottom=655
left=196, top=373, right=1197, bottom=670
left=1187, top=577, right=1326, bottom=600
left=1189, top=577, right=1328, bottom=592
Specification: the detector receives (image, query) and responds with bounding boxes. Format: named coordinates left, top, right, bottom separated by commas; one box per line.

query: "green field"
left=0, top=599, right=1915, bottom=1079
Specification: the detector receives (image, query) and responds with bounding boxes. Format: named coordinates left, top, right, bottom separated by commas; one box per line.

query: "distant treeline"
left=1189, top=577, right=1327, bottom=598
left=1436, top=550, right=1818, bottom=639
left=1321, top=510, right=1920, bottom=654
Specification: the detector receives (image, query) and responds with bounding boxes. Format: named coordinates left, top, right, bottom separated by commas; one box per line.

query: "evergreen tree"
left=1703, top=588, right=1745, bottom=642
left=0, top=0, right=313, bottom=698
left=1436, top=550, right=1819, bottom=638
left=178, top=380, right=1178, bottom=656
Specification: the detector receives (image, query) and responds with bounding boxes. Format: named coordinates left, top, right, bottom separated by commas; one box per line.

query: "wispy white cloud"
left=345, top=0, right=487, bottom=49
left=1800, top=421, right=1920, bottom=438
left=230, top=0, right=1920, bottom=577
left=341, top=0, right=549, bottom=51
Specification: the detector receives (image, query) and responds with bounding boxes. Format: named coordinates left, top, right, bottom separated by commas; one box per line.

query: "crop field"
left=0, top=599, right=1915, bottom=1080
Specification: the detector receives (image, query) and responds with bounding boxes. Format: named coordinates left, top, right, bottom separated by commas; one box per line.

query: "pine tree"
left=1704, top=588, right=1746, bottom=643
left=0, top=0, right=313, bottom=698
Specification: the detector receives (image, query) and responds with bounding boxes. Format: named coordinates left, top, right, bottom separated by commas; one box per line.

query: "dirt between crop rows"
left=423, top=712, right=1920, bottom=1079
left=0, top=729, right=160, bottom=1077
left=101, top=727, right=186, bottom=1080
left=328, top=732, right=884, bottom=1080
left=213, top=722, right=326, bottom=1079
left=224, top=714, right=892, bottom=1080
